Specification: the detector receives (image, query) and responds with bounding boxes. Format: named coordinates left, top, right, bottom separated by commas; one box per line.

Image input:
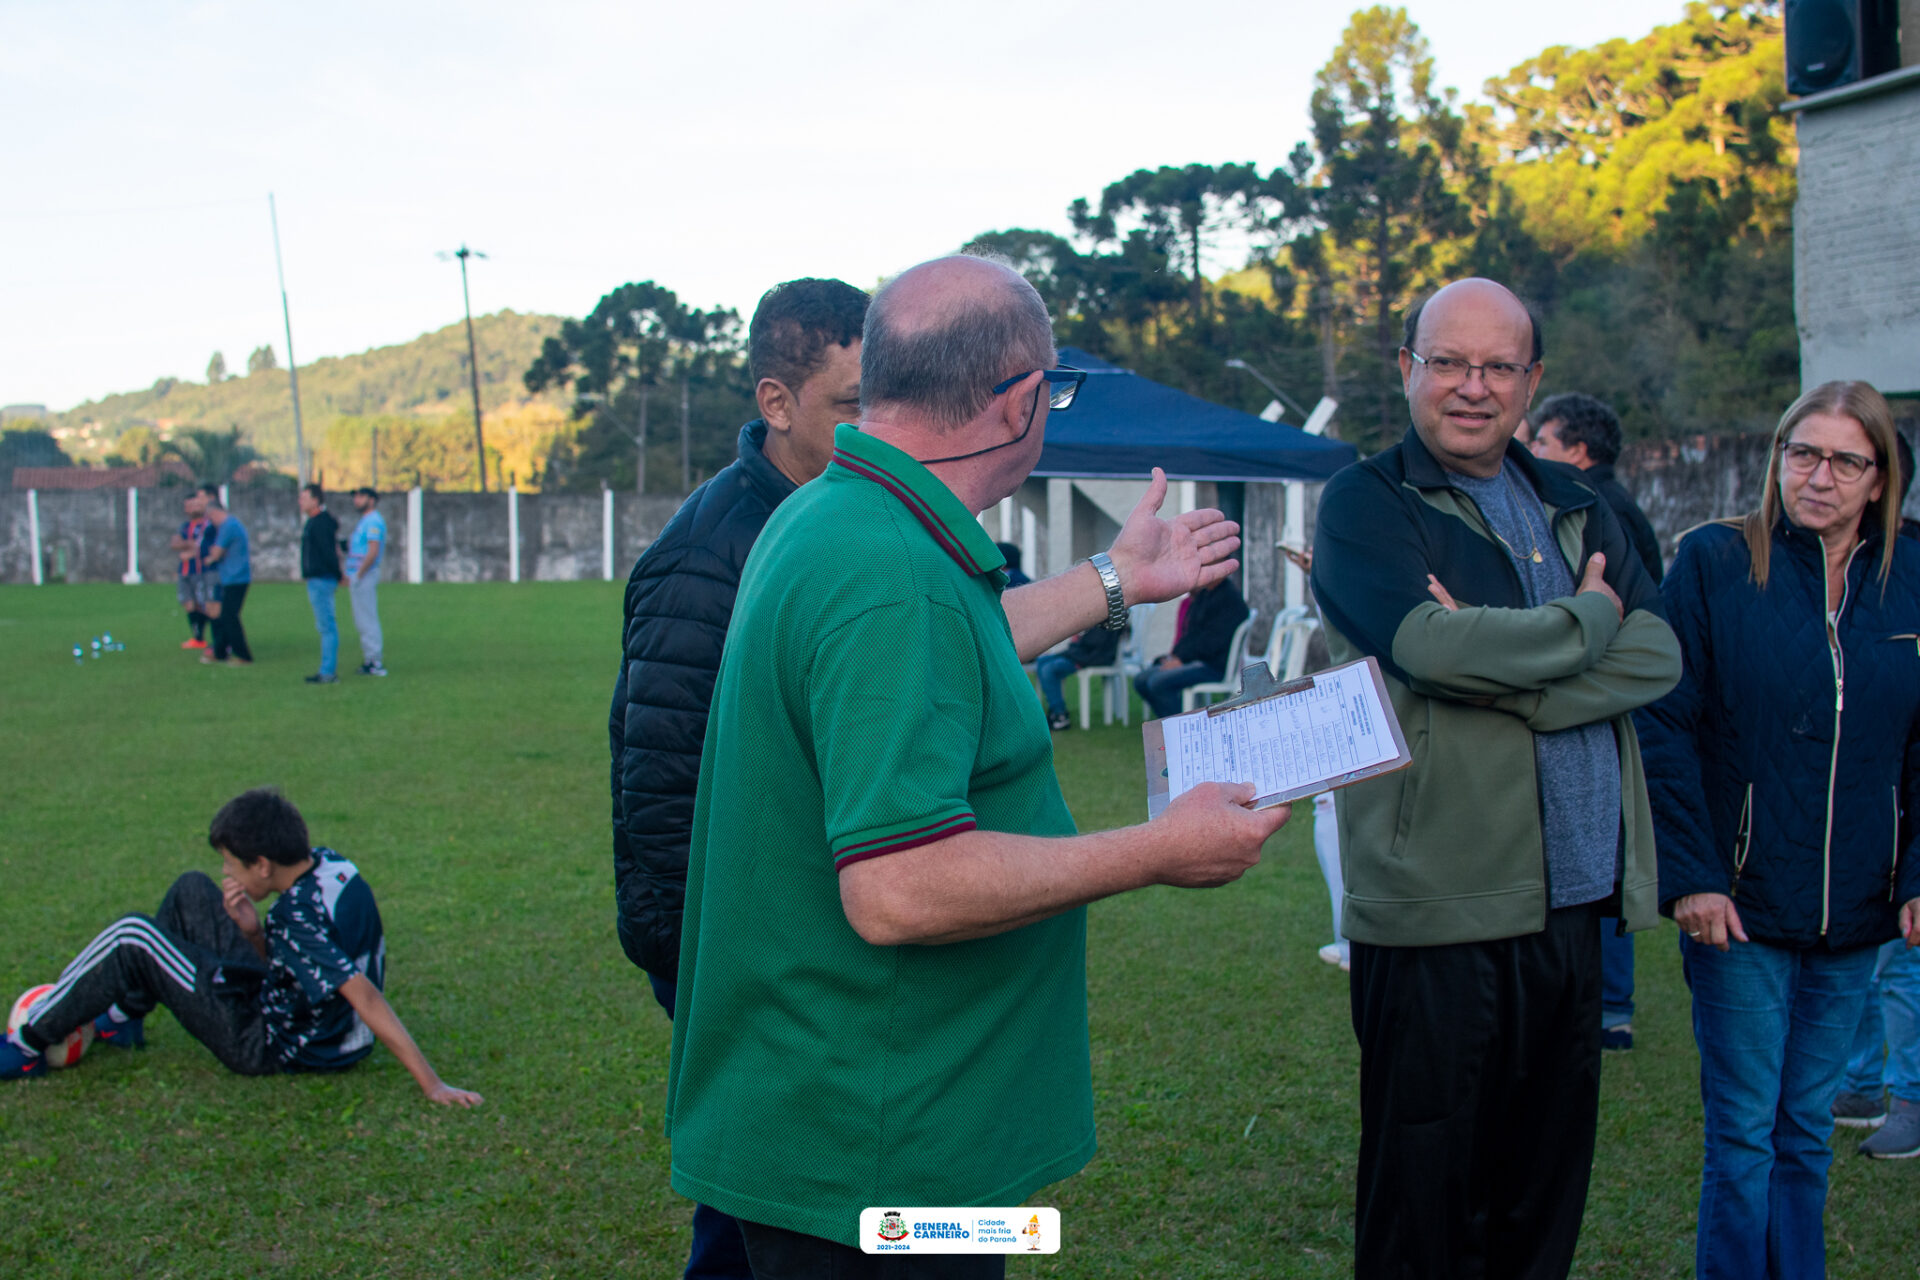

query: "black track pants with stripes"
left=20, top=871, right=276, bottom=1075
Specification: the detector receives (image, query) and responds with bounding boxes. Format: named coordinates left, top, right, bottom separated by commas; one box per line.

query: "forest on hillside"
left=540, top=0, right=1798, bottom=492
left=44, top=311, right=566, bottom=483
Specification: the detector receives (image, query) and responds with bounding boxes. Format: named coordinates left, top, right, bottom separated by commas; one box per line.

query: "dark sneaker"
left=303, top=673, right=338, bottom=685
left=92, top=1014, right=145, bottom=1050
left=1832, top=1090, right=1888, bottom=1129
left=1601, top=1024, right=1634, bottom=1052
left=1047, top=711, right=1070, bottom=731
left=1859, top=1099, right=1920, bottom=1158
left=0, top=1035, right=45, bottom=1080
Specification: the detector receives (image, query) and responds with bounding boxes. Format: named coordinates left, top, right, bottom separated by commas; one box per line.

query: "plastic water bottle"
left=103, top=632, right=117, bottom=653
left=91, top=638, right=101, bottom=659
left=73, top=644, right=84, bottom=664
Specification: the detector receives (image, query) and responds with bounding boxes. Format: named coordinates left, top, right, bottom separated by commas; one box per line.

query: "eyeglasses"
left=1780, top=441, right=1877, bottom=483
left=991, top=367, right=1087, bottom=411
left=1406, top=350, right=1536, bottom=388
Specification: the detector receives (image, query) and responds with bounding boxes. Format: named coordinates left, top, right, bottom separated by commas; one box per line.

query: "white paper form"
left=1162, top=660, right=1400, bottom=803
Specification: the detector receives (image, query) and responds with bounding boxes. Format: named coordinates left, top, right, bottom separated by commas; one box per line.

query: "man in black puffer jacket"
left=608, top=277, right=867, bottom=1280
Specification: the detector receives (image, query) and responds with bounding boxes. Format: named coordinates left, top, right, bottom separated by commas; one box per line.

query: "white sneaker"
left=1318, top=943, right=1351, bottom=972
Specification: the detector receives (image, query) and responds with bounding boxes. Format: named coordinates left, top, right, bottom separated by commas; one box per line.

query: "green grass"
left=1, top=583, right=1913, bottom=1278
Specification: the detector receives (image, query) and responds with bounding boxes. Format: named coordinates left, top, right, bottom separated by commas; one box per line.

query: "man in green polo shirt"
left=666, top=254, right=1291, bottom=1278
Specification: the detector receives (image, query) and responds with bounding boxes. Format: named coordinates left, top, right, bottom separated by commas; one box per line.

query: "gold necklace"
left=1489, top=471, right=1544, bottom=564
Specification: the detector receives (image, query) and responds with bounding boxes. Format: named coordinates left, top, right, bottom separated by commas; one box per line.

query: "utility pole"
left=269, top=194, right=307, bottom=485
left=439, top=244, right=490, bottom=491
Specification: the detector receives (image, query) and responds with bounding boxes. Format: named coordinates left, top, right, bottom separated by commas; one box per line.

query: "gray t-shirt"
left=1449, top=461, right=1621, bottom=909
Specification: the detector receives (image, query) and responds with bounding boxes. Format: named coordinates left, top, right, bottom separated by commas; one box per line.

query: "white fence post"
left=121, top=487, right=142, bottom=584
left=218, top=483, right=229, bottom=508
left=508, top=486, right=521, bottom=583
left=407, top=487, right=424, bottom=584
left=1283, top=480, right=1306, bottom=611
left=602, top=487, right=615, bottom=581
left=27, top=490, right=43, bottom=585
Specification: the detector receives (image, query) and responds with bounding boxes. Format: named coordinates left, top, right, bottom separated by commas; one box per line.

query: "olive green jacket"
left=1311, top=432, right=1682, bottom=947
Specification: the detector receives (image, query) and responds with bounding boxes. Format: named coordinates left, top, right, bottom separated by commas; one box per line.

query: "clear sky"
left=2, top=0, right=1696, bottom=413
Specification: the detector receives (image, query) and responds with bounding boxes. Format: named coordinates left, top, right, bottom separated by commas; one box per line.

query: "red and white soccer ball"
left=8, top=984, right=88, bottom=1069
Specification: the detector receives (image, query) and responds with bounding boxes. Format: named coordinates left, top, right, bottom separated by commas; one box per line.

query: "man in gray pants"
left=345, top=487, right=388, bottom=677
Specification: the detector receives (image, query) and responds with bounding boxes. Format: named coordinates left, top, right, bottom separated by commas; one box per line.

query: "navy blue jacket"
left=610, top=421, right=797, bottom=982
left=1636, top=519, right=1920, bottom=950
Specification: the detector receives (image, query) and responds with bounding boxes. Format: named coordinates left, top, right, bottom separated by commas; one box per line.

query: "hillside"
left=52, top=310, right=566, bottom=466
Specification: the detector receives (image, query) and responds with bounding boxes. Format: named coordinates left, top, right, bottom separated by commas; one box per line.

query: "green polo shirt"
left=665, top=424, right=1094, bottom=1246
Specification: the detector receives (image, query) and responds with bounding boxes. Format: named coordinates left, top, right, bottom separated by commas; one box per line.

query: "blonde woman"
left=1637, top=381, right=1920, bottom=1279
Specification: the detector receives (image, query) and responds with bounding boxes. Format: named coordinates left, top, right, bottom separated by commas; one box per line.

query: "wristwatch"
left=1088, top=552, right=1128, bottom=632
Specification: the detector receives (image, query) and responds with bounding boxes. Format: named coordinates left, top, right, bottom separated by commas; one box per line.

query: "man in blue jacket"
left=1312, top=278, right=1679, bottom=1279
left=610, top=276, right=869, bottom=1279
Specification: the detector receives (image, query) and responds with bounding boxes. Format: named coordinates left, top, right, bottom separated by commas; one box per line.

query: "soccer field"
left=1, top=583, right=1910, bottom=1278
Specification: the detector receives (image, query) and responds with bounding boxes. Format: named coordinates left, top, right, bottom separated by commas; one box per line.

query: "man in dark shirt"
left=298, top=484, right=343, bottom=685
left=1528, top=392, right=1663, bottom=1052
left=1132, top=575, right=1249, bottom=717
left=1530, top=393, right=1664, bottom=583
left=610, top=276, right=869, bottom=1280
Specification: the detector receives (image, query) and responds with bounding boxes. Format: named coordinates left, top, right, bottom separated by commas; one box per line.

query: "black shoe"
left=1047, top=711, right=1071, bottom=731
left=1601, top=1024, right=1634, bottom=1052
left=304, top=673, right=338, bottom=685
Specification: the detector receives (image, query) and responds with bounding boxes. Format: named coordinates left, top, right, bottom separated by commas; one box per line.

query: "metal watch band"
left=1088, top=551, right=1128, bottom=632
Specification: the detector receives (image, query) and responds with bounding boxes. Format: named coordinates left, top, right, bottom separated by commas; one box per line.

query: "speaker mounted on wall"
left=1786, top=0, right=1901, bottom=95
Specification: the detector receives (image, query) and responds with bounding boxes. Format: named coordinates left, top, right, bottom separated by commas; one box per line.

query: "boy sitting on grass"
left=1, top=788, right=480, bottom=1107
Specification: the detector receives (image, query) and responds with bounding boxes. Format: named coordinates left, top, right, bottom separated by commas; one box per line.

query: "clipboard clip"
left=1204, top=660, right=1316, bottom=716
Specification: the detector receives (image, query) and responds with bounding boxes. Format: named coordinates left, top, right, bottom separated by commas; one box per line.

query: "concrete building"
left=1784, top=8, right=1920, bottom=398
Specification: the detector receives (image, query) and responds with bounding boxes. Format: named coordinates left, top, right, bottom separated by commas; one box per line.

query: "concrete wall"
left=1, top=487, right=685, bottom=585
left=1789, top=70, right=1920, bottom=394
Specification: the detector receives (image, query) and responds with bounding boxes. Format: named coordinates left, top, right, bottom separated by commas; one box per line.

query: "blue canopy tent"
left=1033, top=348, right=1356, bottom=483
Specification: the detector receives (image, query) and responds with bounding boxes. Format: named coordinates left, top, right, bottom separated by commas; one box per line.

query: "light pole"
left=1224, top=358, right=1311, bottom=422
left=439, top=244, right=490, bottom=492
left=269, top=194, right=307, bottom=484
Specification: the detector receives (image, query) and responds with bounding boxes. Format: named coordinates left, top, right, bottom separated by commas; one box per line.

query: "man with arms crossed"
left=345, top=488, right=388, bottom=677
left=612, top=276, right=868, bottom=1280
left=1311, top=279, right=1679, bottom=1278
left=667, top=255, right=1288, bottom=1278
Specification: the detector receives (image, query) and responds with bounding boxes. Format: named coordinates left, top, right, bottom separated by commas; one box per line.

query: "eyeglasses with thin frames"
left=1780, top=441, right=1878, bottom=484
left=1406, top=349, right=1536, bottom=389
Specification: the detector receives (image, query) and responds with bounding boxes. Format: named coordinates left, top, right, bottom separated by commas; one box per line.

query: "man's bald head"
left=1398, top=277, right=1546, bottom=478
left=1402, top=278, right=1541, bottom=366
left=861, top=255, right=1055, bottom=431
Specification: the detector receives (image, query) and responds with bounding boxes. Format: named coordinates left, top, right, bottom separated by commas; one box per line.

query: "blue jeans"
left=1134, top=661, right=1223, bottom=718
left=1035, top=654, right=1078, bottom=718
left=1600, top=918, right=1634, bottom=1029
left=647, top=975, right=753, bottom=1280
left=1683, top=936, right=1877, bottom=1280
left=305, top=578, right=339, bottom=677
left=1842, top=938, right=1920, bottom=1105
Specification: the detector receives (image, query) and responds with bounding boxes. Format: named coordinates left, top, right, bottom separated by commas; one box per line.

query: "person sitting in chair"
left=1133, top=575, right=1247, bottom=717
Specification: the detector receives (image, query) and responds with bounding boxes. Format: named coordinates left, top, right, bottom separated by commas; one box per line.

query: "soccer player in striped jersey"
left=1, top=788, right=479, bottom=1106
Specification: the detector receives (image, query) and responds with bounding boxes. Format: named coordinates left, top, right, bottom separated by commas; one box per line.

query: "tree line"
left=536, top=1, right=1793, bottom=488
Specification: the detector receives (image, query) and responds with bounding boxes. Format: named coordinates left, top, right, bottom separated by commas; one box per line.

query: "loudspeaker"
left=1786, top=0, right=1902, bottom=95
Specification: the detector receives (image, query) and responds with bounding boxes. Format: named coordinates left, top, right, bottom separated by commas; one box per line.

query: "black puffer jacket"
left=610, top=421, right=796, bottom=981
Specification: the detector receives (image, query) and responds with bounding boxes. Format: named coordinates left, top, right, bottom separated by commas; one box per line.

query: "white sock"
left=105, top=1004, right=131, bottom=1024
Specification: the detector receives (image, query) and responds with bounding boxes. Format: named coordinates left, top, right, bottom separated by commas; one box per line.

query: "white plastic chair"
left=1178, top=608, right=1261, bottom=714
left=1263, top=614, right=1322, bottom=683
left=1075, top=604, right=1151, bottom=729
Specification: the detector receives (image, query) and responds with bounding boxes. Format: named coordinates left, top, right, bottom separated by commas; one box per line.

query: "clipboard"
left=1142, top=654, right=1412, bottom=817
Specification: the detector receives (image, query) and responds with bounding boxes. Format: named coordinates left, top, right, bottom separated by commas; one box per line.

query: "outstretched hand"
left=1106, top=468, right=1241, bottom=606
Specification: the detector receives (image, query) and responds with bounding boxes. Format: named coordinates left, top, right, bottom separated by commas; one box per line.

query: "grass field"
left=1, top=582, right=1913, bottom=1278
